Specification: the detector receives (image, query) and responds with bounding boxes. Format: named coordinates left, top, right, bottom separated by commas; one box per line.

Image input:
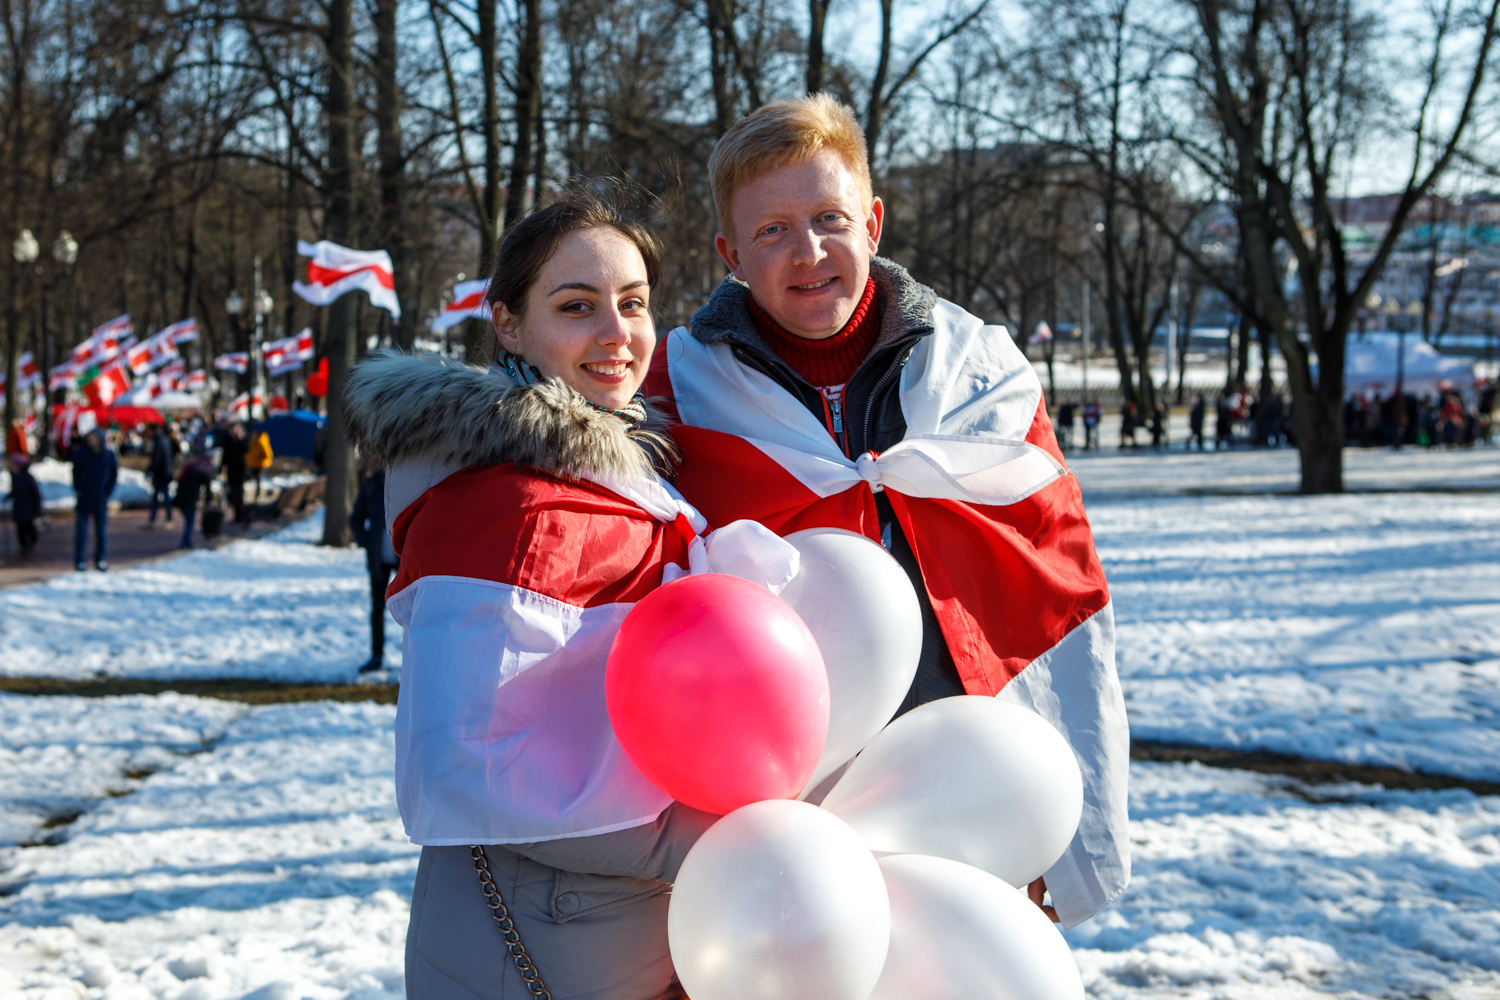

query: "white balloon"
left=668, top=799, right=890, bottom=1000
left=779, top=528, right=922, bottom=794
left=869, top=854, right=1084, bottom=1000
left=820, top=696, right=1083, bottom=888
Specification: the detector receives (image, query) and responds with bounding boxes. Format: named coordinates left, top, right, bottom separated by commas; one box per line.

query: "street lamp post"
left=36, top=232, right=77, bottom=458
left=252, top=256, right=273, bottom=415
left=225, top=287, right=246, bottom=402
left=8, top=228, right=41, bottom=434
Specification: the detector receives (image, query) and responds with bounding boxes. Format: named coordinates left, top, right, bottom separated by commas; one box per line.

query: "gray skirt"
left=405, top=805, right=715, bottom=1000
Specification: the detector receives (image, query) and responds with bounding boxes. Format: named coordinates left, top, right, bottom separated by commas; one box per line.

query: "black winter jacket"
left=71, top=441, right=119, bottom=515
left=6, top=464, right=42, bottom=522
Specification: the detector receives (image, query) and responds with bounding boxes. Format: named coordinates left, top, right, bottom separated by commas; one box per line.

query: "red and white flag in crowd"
left=228, top=390, right=264, bottom=420
left=431, top=278, right=491, bottom=332
left=126, top=328, right=181, bottom=376
left=157, top=358, right=186, bottom=391
left=264, top=327, right=315, bottom=377
left=14, top=352, right=41, bottom=391
left=183, top=369, right=209, bottom=392
left=82, top=358, right=132, bottom=407
left=214, top=352, right=250, bottom=374
left=292, top=240, right=400, bottom=318
left=1028, top=320, right=1054, bottom=345
left=161, top=317, right=199, bottom=345
left=49, top=362, right=78, bottom=391
left=71, top=315, right=131, bottom=368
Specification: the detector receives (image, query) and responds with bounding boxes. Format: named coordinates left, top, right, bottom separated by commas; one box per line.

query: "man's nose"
left=790, top=226, right=826, bottom=268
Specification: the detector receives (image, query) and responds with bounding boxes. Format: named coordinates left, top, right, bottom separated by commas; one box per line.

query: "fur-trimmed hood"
left=687, top=256, right=938, bottom=355
left=343, top=350, right=673, bottom=481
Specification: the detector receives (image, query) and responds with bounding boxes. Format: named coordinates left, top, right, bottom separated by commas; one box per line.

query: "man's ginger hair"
left=709, top=94, right=872, bottom=240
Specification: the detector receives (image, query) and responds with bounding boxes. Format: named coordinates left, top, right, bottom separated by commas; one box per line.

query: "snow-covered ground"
left=0, top=511, right=400, bottom=681
left=0, top=697, right=415, bottom=999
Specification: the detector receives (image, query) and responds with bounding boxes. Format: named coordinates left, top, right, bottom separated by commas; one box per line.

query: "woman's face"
left=493, top=227, right=656, bottom=412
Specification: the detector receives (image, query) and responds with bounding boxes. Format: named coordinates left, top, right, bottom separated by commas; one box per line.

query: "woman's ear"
left=492, top=302, right=522, bottom=355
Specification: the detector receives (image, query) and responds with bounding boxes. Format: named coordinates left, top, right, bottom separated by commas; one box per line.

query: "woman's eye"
left=561, top=300, right=592, bottom=314
left=621, top=297, right=646, bottom=312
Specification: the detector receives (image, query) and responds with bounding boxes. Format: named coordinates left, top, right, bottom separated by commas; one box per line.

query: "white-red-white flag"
left=15, top=352, right=41, bottom=391
left=431, top=278, right=491, bottom=332
left=292, top=240, right=400, bottom=318
left=214, top=352, right=250, bottom=374
left=157, top=358, right=186, bottom=391
left=1028, top=320, right=1054, bottom=345
left=126, top=328, right=181, bottom=376
left=161, top=318, right=199, bottom=345
left=49, top=362, right=78, bottom=391
left=183, top=369, right=209, bottom=392
left=264, top=327, right=315, bottom=376
left=71, top=314, right=131, bottom=369
left=228, top=390, right=264, bottom=420
left=82, top=358, right=132, bottom=407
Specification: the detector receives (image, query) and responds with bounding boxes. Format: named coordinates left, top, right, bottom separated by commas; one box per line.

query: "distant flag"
left=70, top=314, right=131, bottom=369
left=228, top=390, right=264, bottom=420
left=15, top=352, right=41, bottom=391
left=292, top=240, right=400, bottom=317
left=263, top=327, right=315, bottom=377
left=49, top=362, right=78, bottom=391
left=161, top=317, right=199, bottom=345
left=214, top=352, right=250, bottom=374
left=126, top=328, right=181, bottom=376
left=156, top=358, right=186, bottom=392
left=183, top=369, right=209, bottom=392
left=81, top=357, right=132, bottom=407
left=431, top=278, right=491, bottom=332
left=1028, top=321, right=1054, bottom=345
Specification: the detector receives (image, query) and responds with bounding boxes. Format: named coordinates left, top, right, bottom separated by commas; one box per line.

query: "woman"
left=345, top=196, right=729, bottom=1000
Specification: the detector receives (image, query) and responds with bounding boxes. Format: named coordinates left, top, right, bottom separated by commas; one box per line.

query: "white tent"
left=146, top=391, right=204, bottom=411
left=1341, top=337, right=1475, bottom=401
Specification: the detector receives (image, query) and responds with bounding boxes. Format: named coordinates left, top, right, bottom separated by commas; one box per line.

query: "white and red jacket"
left=345, top=352, right=795, bottom=849
left=647, top=263, right=1130, bottom=928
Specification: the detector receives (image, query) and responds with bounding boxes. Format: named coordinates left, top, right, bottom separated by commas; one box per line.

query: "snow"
left=0, top=510, right=401, bottom=682
left=0, top=698, right=415, bottom=1000
left=1070, top=762, right=1500, bottom=999
left=1, top=459, right=154, bottom=512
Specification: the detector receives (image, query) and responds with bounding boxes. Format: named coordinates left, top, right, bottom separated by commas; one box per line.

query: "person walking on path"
left=246, top=426, right=273, bottom=500
left=145, top=426, right=177, bottom=529
left=1119, top=401, right=1138, bottom=449
left=1149, top=402, right=1167, bottom=450
left=173, top=448, right=215, bottom=549
left=1055, top=401, right=1076, bottom=451
left=219, top=421, right=250, bottom=524
left=1189, top=395, right=1206, bottom=450
left=5, top=455, right=42, bottom=555
left=1214, top=392, right=1234, bottom=450
left=70, top=419, right=117, bottom=571
left=349, top=465, right=399, bottom=674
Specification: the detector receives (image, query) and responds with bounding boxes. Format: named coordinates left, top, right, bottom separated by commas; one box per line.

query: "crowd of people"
left=1343, top=385, right=1495, bottom=449
left=2, top=411, right=278, bottom=569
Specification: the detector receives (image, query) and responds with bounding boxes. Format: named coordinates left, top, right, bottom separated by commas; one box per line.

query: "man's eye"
left=760, top=225, right=785, bottom=237
left=820, top=212, right=841, bottom=223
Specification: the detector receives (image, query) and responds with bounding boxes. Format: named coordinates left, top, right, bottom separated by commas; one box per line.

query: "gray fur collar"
left=343, top=350, right=674, bottom=481
left=687, top=256, right=938, bottom=356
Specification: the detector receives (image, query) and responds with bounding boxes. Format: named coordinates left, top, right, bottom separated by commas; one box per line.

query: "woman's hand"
left=1028, top=876, right=1060, bottom=922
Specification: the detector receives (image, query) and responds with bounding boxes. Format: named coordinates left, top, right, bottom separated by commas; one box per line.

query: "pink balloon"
left=606, top=573, right=830, bottom=816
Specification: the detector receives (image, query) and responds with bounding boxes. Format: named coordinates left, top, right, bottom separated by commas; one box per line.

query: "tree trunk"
left=374, top=0, right=414, bottom=349
left=707, top=0, right=736, bottom=135
left=806, top=0, right=830, bottom=94
left=478, top=0, right=502, bottom=260
left=505, top=0, right=543, bottom=228
left=865, top=0, right=893, bottom=168
left=321, top=0, right=358, bottom=547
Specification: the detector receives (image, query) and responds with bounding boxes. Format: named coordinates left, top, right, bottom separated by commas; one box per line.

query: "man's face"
left=715, top=148, right=883, bottom=341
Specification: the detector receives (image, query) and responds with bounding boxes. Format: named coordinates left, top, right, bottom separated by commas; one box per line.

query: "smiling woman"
left=341, top=193, right=716, bottom=1000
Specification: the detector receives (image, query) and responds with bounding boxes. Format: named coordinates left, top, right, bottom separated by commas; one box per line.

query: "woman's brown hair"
left=484, top=192, right=664, bottom=315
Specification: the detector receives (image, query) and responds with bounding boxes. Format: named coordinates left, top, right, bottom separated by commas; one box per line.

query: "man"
left=1083, top=398, right=1101, bottom=450
left=70, top=416, right=117, bottom=571
left=645, top=95, right=1127, bottom=929
left=349, top=464, right=398, bottom=674
left=1189, top=394, right=1206, bottom=450
left=145, top=425, right=177, bottom=529
left=1056, top=400, right=1076, bottom=451
left=5, top=455, right=41, bottom=555
left=220, top=421, right=250, bottom=524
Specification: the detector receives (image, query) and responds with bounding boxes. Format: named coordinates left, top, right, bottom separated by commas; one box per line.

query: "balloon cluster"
left=607, top=529, right=1086, bottom=1000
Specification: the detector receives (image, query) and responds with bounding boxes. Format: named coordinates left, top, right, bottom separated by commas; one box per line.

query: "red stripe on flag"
left=306, top=261, right=395, bottom=290
left=445, top=292, right=487, bottom=312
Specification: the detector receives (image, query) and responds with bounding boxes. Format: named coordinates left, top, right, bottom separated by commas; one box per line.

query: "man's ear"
left=714, top=232, right=743, bottom=280
left=866, top=196, right=885, bottom=255
left=492, top=302, right=522, bottom=355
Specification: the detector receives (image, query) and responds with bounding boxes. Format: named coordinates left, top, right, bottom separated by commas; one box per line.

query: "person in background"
left=1214, top=392, right=1234, bottom=450
left=70, top=418, right=117, bottom=571
left=6, top=417, right=29, bottom=464
left=145, top=425, right=177, bottom=530
left=349, top=463, right=400, bottom=674
left=1083, top=399, right=1101, bottom=450
left=220, top=421, right=250, bottom=524
left=1119, top=400, right=1138, bottom=450
left=5, top=455, right=42, bottom=555
left=1149, top=402, right=1166, bottom=450
left=246, top=425, right=274, bottom=500
left=1189, top=394, right=1206, bottom=450
left=1055, top=401, right=1076, bottom=451
left=174, top=446, right=216, bottom=549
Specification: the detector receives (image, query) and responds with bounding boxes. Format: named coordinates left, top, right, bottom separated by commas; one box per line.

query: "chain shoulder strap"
left=471, top=845, right=553, bottom=1000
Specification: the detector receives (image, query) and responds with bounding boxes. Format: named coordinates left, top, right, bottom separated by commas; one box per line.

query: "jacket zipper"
left=861, top=340, right=918, bottom=452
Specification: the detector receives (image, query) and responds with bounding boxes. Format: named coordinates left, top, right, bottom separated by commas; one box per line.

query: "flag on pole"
left=81, top=358, right=132, bottom=407
left=1028, top=321, right=1054, bottom=345
left=156, top=358, right=186, bottom=392
left=126, top=328, right=181, bottom=375
left=263, top=327, right=315, bottom=376
left=228, top=391, right=264, bottom=420
left=70, top=314, right=131, bottom=369
left=183, top=369, right=209, bottom=392
left=431, top=278, right=491, bottom=332
left=15, top=352, right=40, bottom=391
left=214, top=352, right=250, bottom=374
left=161, top=318, right=199, bottom=345
left=49, top=362, right=78, bottom=391
left=292, top=240, right=400, bottom=317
